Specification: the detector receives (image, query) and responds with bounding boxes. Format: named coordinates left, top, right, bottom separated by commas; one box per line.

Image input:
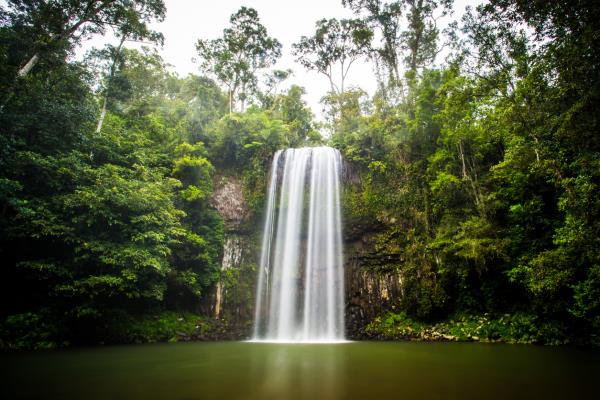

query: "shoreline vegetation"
left=0, top=310, right=581, bottom=350
left=0, top=312, right=249, bottom=350
left=364, top=312, right=574, bottom=345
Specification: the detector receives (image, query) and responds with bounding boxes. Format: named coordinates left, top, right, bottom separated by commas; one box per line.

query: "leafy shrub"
left=0, top=312, right=60, bottom=350
left=366, top=311, right=570, bottom=345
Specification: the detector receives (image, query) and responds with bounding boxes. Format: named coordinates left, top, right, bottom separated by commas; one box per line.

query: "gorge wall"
left=209, top=167, right=404, bottom=339
left=207, top=175, right=259, bottom=335
left=344, top=235, right=404, bottom=339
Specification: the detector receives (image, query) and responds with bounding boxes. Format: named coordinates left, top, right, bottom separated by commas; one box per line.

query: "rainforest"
left=1, top=0, right=600, bottom=397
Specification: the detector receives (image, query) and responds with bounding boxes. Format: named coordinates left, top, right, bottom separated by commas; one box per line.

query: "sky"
left=78, top=0, right=482, bottom=119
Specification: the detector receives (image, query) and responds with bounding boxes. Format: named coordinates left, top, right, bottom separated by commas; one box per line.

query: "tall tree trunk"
left=96, top=35, right=127, bottom=134
left=16, top=0, right=117, bottom=78
left=1, top=1, right=117, bottom=114
left=240, top=82, right=246, bottom=112
left=408, top=0, right=424, bottom=78
left=458, top=139, right=468, bottom=179
left=17, top=53, right=40, bottom=77
left=96, top=96, right=109, bottom=134
left=459, top=138, right=486, bottom=215
left=340, top=61, right=345, bottom=95
left=326, top=67, right=343, bottom=129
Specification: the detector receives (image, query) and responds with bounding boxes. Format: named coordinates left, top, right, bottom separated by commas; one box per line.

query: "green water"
left=1, top=341, right=599, bottom=399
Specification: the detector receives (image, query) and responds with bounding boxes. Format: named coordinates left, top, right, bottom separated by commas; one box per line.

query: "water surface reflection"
left=248, top=343, right=347, bottom=400
left=1, top=341, right=599, bottom=400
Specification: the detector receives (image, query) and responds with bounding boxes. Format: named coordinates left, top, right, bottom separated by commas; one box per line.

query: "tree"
left=293, top=18, right=372, bottom=96
left=293, top=17, right=371, bottom=133
left=402, top=0, right=453, bottom=77
left=169, top=142, right=223, bottom=307
left=91, top=39, right=128, bottom=134
left=3, top=0, right=165, bottom=78
left=92, top=1, right=165, bottom=134
left=257, top=68, right=293, bottom=109
left=272, top=85, right=320, bottom=146
left=343, top=0, right=453, bottom=98
left=342, top=1, right=404, bottom=85
left=472, top=0, right=600, bottom=342
left=196, top=7, right=282, bottom=113
left=104, top=47, right=171, bottom=118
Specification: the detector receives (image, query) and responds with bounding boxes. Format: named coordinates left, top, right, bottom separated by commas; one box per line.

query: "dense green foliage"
left=1, top=0, right=599, bottom=348
left=336, top=0, right=600, bottom=345
left=0, top=3, right=315, bottom=348
left=196, top=6, right=282, bottom=113
left=366, top=311, right=566, bottom=345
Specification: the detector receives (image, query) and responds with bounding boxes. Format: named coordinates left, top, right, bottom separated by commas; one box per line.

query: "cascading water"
left=252, top=147, right=345, bottom=342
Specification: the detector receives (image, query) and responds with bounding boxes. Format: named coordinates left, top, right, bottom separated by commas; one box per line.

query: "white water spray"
left=252, top=147, right=345, bottom=342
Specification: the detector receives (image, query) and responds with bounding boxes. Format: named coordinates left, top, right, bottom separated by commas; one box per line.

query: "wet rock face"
left=208, top=175, right=258, bottom=336
left=344, top=235, right=404, bottom=339
left=214, top=235, right=245, bottom=319
left=211, top=175, right=250, bottom=230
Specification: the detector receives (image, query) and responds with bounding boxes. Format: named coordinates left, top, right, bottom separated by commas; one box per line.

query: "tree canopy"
left=196, top=7, right=282, bottom=113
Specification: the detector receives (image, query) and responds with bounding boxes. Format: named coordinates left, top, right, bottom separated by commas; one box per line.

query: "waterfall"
left=252, top=147, right=345, bottom=342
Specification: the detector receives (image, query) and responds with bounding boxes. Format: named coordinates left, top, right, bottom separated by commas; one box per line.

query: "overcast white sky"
left=78, top=0, right=482, bottom=119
